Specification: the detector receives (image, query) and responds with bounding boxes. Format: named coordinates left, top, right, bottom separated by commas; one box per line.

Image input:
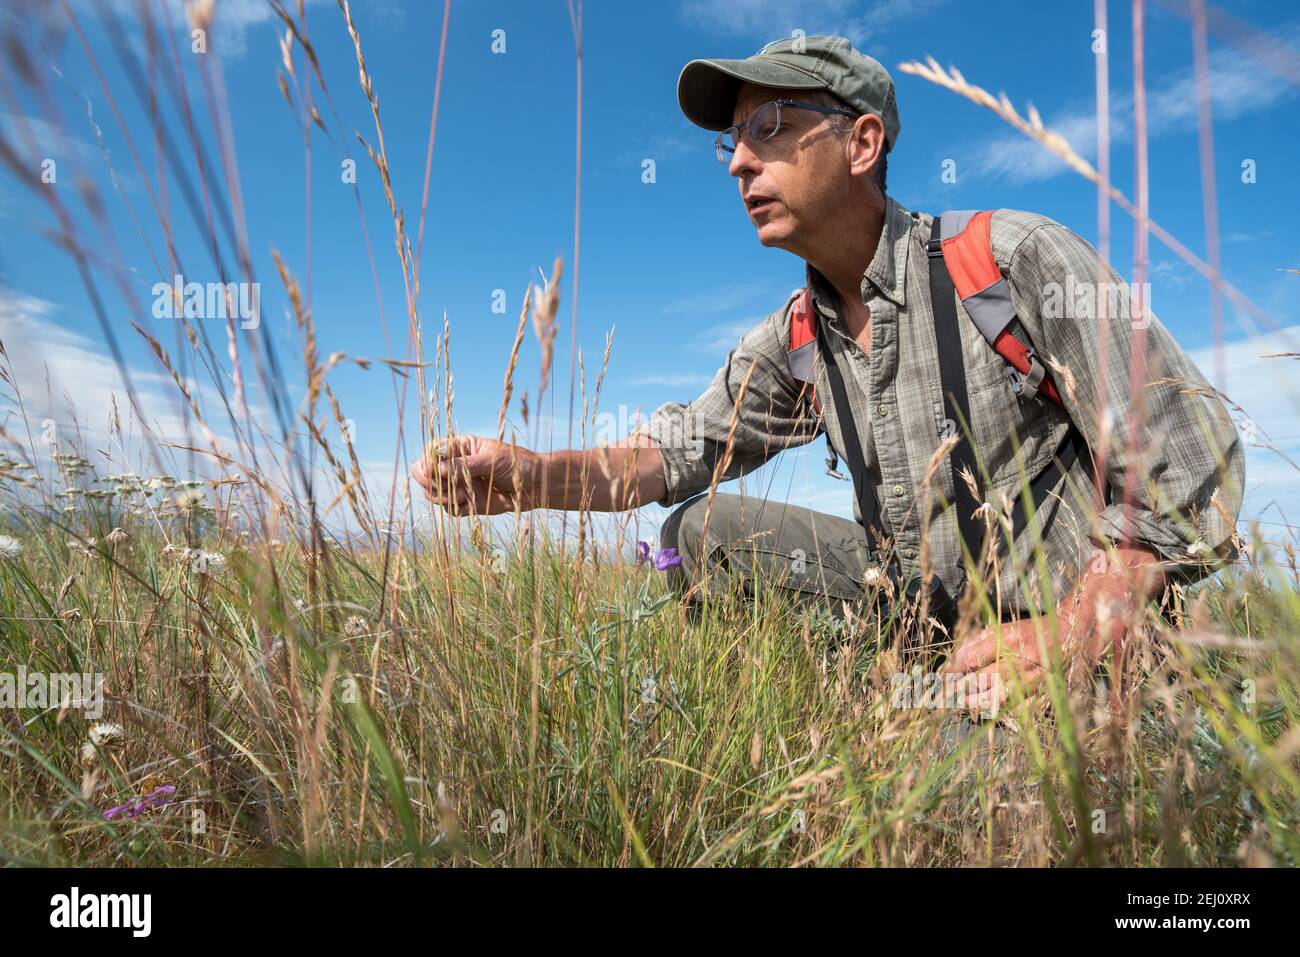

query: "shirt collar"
left=867, top=194, right=912, bottom=307
left=802, top=194, right=912, bottom=316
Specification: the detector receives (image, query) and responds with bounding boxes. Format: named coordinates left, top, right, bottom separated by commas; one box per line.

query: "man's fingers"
left=447, top=477, right=514, bottom=516
left=437, top=451, right=498, bottom=486
left=945, top=617, right=1044, bottom=674
left=411, top=456, right=434, bottom=489
left=964, top=660, right=1044, bottom=720
left=945, top=627, right=995, bottom=674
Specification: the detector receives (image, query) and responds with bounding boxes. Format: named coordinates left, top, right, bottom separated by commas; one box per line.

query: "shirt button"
left=903, top=547, right=917, bottom=559
left=892, top=484, right=905, bottom=496
left=877, top=404, right=889, bottom=417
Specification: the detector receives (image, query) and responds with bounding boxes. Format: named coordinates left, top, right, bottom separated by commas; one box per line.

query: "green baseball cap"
left=677, top=34, right=901, bottom=152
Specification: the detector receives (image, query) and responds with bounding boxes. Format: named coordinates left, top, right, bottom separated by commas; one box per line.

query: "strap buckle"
left=926, top=237, right=944, bottom=259
left=825, top=450, right=850, bottom=481
left=1009, top=348, right=1048, bottom=403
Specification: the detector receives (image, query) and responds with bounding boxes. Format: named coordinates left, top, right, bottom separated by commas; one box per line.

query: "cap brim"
left=677, top=58, right=826, bottom=131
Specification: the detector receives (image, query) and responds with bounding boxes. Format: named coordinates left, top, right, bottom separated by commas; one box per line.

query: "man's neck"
left=805, top=199, right=886, bottom=335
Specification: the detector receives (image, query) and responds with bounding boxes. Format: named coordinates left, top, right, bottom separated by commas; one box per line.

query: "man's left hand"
left=942, top=544, right=1166, bottom=717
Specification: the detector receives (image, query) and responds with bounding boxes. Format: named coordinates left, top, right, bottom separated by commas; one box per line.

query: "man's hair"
left=806, top=89, right=887, bottom=196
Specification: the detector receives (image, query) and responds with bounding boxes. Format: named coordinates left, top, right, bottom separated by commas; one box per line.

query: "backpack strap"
left=813, top=314, right=887, bottom=544
left=788, top=289, right=857, bottom=481
left=927, top=215, right=985, bottom=570
left=934, top=209, right=1063, bottom=406
left=786, top=288, right=821, bottom=415
left=932, top=209, right=1107, bottom=553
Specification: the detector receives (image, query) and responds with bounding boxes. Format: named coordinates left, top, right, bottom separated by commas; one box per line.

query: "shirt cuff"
left=1091, top=504, right=1234, bottom=581
left=631, top=402, right=711, bottom=507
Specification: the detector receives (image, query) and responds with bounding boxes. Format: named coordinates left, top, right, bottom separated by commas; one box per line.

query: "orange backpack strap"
left=935, top=209, right=1062, bottom=407
left=785, top=288, right=822, bottom=415
left=933, top=209, right=1106, bottom=556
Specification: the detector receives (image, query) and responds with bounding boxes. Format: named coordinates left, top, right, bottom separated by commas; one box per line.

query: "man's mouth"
left=745, top=195, right=778, bottom=217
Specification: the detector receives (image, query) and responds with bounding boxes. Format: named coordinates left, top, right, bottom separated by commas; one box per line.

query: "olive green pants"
left=658, top=491, right=879, bottom=619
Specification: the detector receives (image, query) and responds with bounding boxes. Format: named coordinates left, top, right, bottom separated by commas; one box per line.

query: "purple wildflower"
left=653, top=547, right=682, bottom=571
left=102, top=784, right=177, bottom=821
left=635, top=540, right=651, bottom=564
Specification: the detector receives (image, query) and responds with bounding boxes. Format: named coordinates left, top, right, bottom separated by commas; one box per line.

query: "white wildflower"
left=191, top=550, right=226, bottom=575
left=88, top=722, right=125, bottom=748
left=0, top=535, right=22, bottom=560
left=174, top=489, right=206, bottom=513
left=79, top=740, right=99, bottom=768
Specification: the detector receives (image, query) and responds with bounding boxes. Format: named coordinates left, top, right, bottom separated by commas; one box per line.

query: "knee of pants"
left=659, top=493, right=717, bottom=595
left=660, top=492, right=757, bottom=597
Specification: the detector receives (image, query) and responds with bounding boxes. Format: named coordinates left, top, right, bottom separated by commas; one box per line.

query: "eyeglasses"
left=715, top=98, right=859, bottom=164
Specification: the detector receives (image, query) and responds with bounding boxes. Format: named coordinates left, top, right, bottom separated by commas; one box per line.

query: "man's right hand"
left=410, top=435, right=539, bottom=515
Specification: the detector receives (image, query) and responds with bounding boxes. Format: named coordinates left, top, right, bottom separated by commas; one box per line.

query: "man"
left=412, top=36, right=1244, bottom=698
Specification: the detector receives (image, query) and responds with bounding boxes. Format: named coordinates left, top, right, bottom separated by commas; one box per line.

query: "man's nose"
left=728, top=138, right=760, bottom=178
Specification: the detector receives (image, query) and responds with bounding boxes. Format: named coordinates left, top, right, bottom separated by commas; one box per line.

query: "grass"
left=0, top=2, right=1296, bottom=868
left=0, top=485, right=1296, bottom=866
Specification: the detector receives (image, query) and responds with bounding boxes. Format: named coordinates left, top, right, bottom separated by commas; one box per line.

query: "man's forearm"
left=525, top=439, right=667, bottom=512
left=1096, top=542, right=1168, bottom=599
left=1066, top=541, right=1167, bottom=624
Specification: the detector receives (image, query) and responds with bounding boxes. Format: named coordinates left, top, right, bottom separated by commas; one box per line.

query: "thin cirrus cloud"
left=626, top=372, right=715, bottom=388
left=0, top=286, right=269, bottom=471
left=79, top=0, right=333, bottom=58
left=963, top=19, right=1300, bottom=186
left=679, top=0, right=950, bottom=47
left=659, top=280, right=774, bottom=317
left=689, top=313, right=770, bottom=353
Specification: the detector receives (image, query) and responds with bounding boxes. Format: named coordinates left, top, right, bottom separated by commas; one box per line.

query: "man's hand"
left=410, top=435, right=539, bottom=515
left=942, top=544, right=1166, bottom=716
left=411, top=433, right=667, bottom=515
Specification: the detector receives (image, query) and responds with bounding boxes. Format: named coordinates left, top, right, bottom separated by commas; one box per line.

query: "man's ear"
left=847, top=112, right=886, bottom=181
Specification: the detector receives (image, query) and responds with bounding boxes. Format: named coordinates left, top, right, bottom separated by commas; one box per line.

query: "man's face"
left=727, top=83, right=852, bottom=251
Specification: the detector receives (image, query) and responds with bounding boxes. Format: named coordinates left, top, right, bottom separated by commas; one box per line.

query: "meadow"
left=0, top=1, right=1296, bottom=867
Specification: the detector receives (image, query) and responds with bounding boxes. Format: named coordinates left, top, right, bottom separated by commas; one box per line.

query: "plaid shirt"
left=636, top=195, right=1245, bottom=613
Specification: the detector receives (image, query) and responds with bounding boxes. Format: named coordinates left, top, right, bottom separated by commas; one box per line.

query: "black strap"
left=927, top=219, right=1108, bottom=562
left=927, top=218, right=985, bottom=568
left=1007, top=424, right=1106, bottom=544
left=812, top=216, right=1107, bottom=587
left=813, top=315, right=885, bottom=543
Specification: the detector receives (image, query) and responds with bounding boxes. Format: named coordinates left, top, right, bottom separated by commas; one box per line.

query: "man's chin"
left=754, top=221, right=791, bottom=249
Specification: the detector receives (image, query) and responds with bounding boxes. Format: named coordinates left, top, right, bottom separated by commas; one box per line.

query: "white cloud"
left=1186, top=325, right=1300, bottom=530
left=74, top=0, right=330, bottom=59
left=0, top=111, right=94, bottom=166
left=680, top=0, right=949, bottom=47
left=964, top=20, right=1300, bottom=185
left=1, top=287, right=186, bottom=445
left=0, top=286, right=278, bottom=482
left=690, top=313, right=769, bottom=353
left=626, top=372, right=715, bottom=388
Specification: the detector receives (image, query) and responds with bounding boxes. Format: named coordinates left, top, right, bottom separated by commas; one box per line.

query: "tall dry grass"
left=0, top=1, right=1294, bottom=867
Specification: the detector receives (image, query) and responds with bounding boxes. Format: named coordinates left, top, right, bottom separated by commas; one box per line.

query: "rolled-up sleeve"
left=632, top=302, right=823, bottom=506
left=1008, top=221, right=1245, bottom=578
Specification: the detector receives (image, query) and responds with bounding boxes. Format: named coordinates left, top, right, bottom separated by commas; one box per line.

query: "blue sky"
left=1, top=0, right=1298, bottom=544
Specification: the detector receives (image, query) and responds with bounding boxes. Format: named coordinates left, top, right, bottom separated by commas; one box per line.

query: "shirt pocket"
left=966, top=360, right=1062, bottom=492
